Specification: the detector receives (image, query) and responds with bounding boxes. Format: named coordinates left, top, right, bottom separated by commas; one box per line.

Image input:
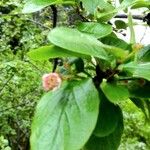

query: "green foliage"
left=28, top=45, right=89, bottom=60
left=77, top=22, right=112, bottom=38
left=128, top=80, right=150, bottom=98
left=0, top=136, right=11, bottom=150
left=48, top=27, right=109, bottom=60
left=0, top=60, right=45, bottom=149
left=137, top=45, right=150, bottom=62
left=81, top=0, right=116, bottom=21
left=23, top=0, right=75, bottom=13
left=115, top=20, right=127, bottom=29
left=101, top=79, right=129, bottom=103
left=23, top=0, right=150, bottom=149
left=31, top=79, right=99, bottom=150
left=85, top=106, right=124, bottom=150
left=120, top=62, right=150, bottom=81
left=1, top=0, right=150, bottom=149
left=119, top=101, right=150, bottom=150
left=94, top=96, right=120, bottom=137
left=0, top=0, right=53, bottom=149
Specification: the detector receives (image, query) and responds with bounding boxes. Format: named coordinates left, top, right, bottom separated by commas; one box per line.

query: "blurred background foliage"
left=0, top=0, right=150, bottom=150
left=120, top=101, right=150, bottom=150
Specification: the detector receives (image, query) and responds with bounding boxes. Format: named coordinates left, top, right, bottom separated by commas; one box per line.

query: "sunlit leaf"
left=101, top=36, right=131, bottom=51
left=137, top=45, right=150, bottom=62
left=77, top=22, right=112, bottom=39
left=120, top=0, right=150, bottom=9
left=132, top=1, right=150, bottom=9
left=78, top=0, right=116, bottom=21
left=48, top=27, right=109, bottom=60
left=23, top=0, right=75, bottom=13
left=30, top=79, right=99, bottom=150
left=81, top=0, right=99, bottom=14
left=95, top=1, right=116, bottom=22
left=120, top=62, right=150, bottom=81
left=27, top=45, right=89, bottom=60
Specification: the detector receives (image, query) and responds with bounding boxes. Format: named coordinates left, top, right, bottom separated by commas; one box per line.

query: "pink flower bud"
left=42, top=73, right=62, bottom=91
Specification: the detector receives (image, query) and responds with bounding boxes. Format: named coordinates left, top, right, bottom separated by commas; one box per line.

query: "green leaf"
left=115, top=20, right=127, bottom=29
left=95, top=1, right=116, bottom=22
left=27, top=45, right=89, bottom=60
left=120, top=0, right=150, bottom=9
left=94, top=96, right=119, bottom=137
left=120, top=62, right=150, bottom=81
left=131, top=98, right=146, bottom=112
left=48, top=27, right=109, bottom=60
left=77, top=22, right=112, bottom=39
left=131, top=98, right=149, bottom=119
left=131, top=0, right=150, bottom=9
left=101, top=36, right=131, bottom=51
left=81, top=0, right=99, bottom=14
left=80, top=0, right=116, bottom=21
left=30, top=79, right=100, bottom=150
left=120, top=0, right=135, bottom=8
left=100, top=36, right=130, bottom=60
left=100, top=80, right=129, bottom=103
left=128, top=80, right=150, bottom=98
left=120, top=0, right=137, bottom=9
left=23, top=0, right=75, bottom=13
left=85, top=106, right=124, bottom=150
left=137, top=45, right=150, bottom=62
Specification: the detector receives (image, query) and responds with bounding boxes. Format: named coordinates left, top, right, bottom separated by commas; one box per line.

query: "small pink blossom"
left=42, top=73, right=62, bottom=91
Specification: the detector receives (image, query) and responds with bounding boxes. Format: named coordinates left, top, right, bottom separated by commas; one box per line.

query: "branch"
left=128, top=11, right=136, bottom=44
left=50, top=5, right=57, bottom=28
left=115, top=14, right=143, bottom=20
left=50, top=5, right=59, bottom=72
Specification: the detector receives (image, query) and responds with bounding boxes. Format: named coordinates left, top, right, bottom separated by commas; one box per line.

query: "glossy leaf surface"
left=137, top=45, right=150, bottom=62
left=27, top=45, right=89, bottom=60
left=120, top=62, right=150, bottom=81
left=48, top=27, right=109, bottom=60
left=81, top=0, right=99, bottom=14
left=23, top=0, right=75, bottom=13
left=101, top=36, right=131, bottom=51
left=77, top=22, right=112, bottom=39
left=30, top=79, right=99, bottom=150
